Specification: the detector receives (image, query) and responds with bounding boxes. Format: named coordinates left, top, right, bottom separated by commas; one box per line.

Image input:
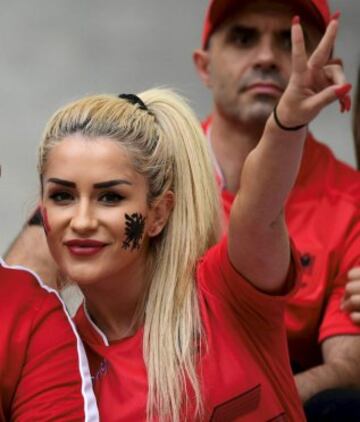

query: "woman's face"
left=41, top=134, right=156, bottom=287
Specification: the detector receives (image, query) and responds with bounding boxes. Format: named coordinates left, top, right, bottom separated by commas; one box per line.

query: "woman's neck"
left=80, top=260, right=148, bottom=342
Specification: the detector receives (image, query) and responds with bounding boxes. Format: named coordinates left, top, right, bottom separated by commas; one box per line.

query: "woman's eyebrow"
left=93, top=179, right=132, bottom=189
left=47, top=178, right=76, bottom=188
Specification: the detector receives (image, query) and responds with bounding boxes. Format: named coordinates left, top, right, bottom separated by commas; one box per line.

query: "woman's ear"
left=147, top=191, right=175, bottom=237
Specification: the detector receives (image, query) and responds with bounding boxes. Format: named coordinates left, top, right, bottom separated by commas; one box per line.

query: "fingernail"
left=339, top=99, right=345, bottom=113
left=345, top=96, right=352, bottom=112
left=328, top=58, right=343, bottom=67
left=338, top=96, right=345, bottom=112
left=335, top=83, right=352, bottom=99
left=331, top=11, right=341, bottom=20
left=292, top=16, right=300, bottom=25
left=339, top=95, right=352, bottom=113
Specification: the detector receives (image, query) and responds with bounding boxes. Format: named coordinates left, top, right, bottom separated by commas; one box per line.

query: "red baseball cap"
left=202, top=0, right=331, bottom=48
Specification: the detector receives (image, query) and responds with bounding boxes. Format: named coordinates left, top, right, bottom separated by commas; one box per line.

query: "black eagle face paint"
left=122, top=213, right=146, bottom=251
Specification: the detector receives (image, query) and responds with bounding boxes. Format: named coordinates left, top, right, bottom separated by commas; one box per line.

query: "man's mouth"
left=244, top=83, right=283, bottom=96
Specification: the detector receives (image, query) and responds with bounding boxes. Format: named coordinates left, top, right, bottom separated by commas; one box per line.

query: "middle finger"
left=308, top=18, right=338, bottom=69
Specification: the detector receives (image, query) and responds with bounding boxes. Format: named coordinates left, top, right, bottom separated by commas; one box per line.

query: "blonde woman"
left=38, top=18, right=348, bottom=421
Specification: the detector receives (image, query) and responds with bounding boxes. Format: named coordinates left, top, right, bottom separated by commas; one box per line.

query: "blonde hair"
left=38, top=88, right=221, bottom=421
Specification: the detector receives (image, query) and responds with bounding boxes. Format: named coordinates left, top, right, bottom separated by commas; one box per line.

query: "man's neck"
left=210, top=111, right=266, bottom=194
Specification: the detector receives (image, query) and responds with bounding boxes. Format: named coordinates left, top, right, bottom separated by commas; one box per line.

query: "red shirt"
left=203, top=117, right=360, bottom=370
left=74, top=237, right=305, bottom=421
left=0, top=259, right=99, bottom=421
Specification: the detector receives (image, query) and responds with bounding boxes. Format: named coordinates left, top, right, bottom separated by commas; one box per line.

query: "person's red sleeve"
left=11, top=291, right=98, bottom=421
left=198, top=235, right=301, bottom=329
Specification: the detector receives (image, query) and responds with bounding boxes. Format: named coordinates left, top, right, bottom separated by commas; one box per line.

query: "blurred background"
left=0, top=0, right=359, bottom=254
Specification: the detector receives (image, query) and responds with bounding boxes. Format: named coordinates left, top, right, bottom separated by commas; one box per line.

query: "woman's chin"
left=61, top=265, right=103, bottom=287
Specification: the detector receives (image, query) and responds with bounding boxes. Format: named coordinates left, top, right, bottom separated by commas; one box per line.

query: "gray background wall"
left=1, top=0, right=359, bottom=255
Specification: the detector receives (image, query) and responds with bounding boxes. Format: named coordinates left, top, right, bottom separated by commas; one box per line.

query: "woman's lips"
left=64, top=239, right=108, bottom=257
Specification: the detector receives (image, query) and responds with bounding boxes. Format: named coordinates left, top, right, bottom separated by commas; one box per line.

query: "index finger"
left=291, top=17, right=307, bottom=74
left=308, top=19, right=338, bottom=69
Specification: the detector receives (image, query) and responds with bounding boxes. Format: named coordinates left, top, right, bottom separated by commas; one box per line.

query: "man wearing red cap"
left=193, top=0, right=360, bottom=419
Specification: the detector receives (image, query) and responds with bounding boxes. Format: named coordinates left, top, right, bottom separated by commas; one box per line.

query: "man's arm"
left=294, top=335, right=360, bottom=402
left=5, top=225, right=59, bottom=288
left=228, top=19, right=344, bottom=292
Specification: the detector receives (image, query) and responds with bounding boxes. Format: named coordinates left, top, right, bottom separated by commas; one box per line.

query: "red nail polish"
left=335, top=83, right=352, bottom=99
left=292, top=15, right=300, bottom=25
left=328, top=58, right=343, bottom=67
left=345, top=96, right=352, bottom=112
left=339, top=99, right=345, bottom=113
left=331, top=11, right=341, bottom=20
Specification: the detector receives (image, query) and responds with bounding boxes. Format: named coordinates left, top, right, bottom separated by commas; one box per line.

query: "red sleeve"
left=11, top=291, right=98, bottom=422
left=319, top=215, right=360, bottom=342
left=198, top=236, right=300, bottom=328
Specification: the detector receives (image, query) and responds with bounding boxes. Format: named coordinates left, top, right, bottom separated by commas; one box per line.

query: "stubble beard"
left=220, top=94, right=277, bottom=134
left=216, top=66, right=286, bottom=132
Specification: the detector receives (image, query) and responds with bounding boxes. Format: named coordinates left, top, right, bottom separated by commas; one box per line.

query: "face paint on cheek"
left=41, top=206, right=51, bottom=235
left=122, top=212, right=146, bottom=251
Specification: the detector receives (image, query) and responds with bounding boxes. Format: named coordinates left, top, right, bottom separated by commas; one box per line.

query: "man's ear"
left=193, top=48, right=212, bottom=88
left=147, top=191, right=175, bottom=237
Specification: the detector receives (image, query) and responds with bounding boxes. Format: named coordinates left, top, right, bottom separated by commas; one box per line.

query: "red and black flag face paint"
left=122, top=213, right=145, bottom=251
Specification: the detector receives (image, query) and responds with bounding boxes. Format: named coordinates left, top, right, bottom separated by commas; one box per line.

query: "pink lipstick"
left=64, top=239, right=107, bottom=257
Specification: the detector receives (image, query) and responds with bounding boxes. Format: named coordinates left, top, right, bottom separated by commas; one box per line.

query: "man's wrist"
left=273, top=104, right=307, bottom=131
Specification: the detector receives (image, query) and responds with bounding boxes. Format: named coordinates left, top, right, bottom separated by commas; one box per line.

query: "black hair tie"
left=273, top=104, right=307, bottom=131
left=118, top=93, right=148, bottom=111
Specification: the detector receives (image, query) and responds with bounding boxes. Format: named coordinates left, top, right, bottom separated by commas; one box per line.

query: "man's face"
left=202, top=0, right=322, bottom=126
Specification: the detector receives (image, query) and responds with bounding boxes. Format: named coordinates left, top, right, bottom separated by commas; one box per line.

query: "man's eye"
left=99, top=192, right=124, bottom=204
left=49, top=191, right=73, bottom=203
left=278, top=31, right=292, bottom=51
left=228, top=28, right=257, bottom=47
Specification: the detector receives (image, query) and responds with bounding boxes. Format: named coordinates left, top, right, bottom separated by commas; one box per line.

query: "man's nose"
left=253, top=38, right=279, bottom=71
left=70, top=200, right=98, bottom=234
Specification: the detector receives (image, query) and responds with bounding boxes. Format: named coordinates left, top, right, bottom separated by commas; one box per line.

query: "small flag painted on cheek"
left=122, top=213, right=145, bottom=251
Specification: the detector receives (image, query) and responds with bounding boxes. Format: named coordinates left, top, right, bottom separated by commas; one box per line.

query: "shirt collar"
left=203, top=115, right=318, bottom=192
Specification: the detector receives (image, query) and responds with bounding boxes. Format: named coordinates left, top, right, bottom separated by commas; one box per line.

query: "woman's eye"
left=49, top=191, right=73, bottom=203
left=99, top=192, right=124, bottom=204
